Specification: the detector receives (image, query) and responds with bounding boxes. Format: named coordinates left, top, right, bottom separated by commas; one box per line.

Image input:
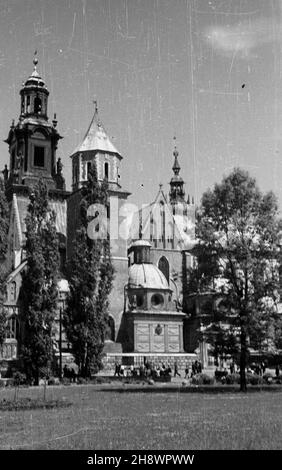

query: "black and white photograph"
left=0, top=0, right=282, bottom=459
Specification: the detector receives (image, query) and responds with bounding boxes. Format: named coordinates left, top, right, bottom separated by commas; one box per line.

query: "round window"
left=151, top=293, right=164, bottom=308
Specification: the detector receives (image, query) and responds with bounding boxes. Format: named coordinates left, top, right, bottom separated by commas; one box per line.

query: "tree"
left=20, top=179, right=60, bottom=384
left=189, top=168, right=282, bottom=391
left=64, top=163, right=114, bottom=378
left=0, top=177, right=9, bottom=348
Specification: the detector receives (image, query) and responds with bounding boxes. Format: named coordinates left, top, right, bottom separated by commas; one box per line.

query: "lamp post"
left=59, top=306, right=62, bottom=380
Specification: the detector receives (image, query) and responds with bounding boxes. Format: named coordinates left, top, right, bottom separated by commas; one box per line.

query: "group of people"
left=113, top=360, right=203, bottom=379
left=215, top=361, right=268, bottom=379
left=114, top=361, right=173, bottom=379
left=184, top=360, right=203, bottom=379
left=246, top=362, right=267, bottom=376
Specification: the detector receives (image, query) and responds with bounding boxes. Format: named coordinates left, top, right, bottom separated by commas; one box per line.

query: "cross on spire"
left=93, top=99, right=98, bottom=113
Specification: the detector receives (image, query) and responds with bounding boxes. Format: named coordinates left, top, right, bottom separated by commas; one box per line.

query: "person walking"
left=114, top=362, right=120, bottom=377
left=174, top=361, right=181, bottom=377
left=185, top=363, right=189, bottom=379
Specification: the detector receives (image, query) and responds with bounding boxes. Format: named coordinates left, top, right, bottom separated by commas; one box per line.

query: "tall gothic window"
left=87, top=161, right=92, bottom=178
left=104, top=162, right=109, bottom=179
left=158, top=256, right=170, bottom=284
left=10, top=282, right=17, bottom=301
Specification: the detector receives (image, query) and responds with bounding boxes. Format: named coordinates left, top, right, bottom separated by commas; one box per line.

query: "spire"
left=169, top=137, right=185, bottom=204
left=70, top=99, right=121, bottom=156
left=172, top=144, right=181, bottom=176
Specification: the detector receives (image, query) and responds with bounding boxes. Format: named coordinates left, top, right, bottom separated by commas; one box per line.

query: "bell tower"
left=4, top=52, right=65, bottom=194
left=2, top=53, right=69, bottom=273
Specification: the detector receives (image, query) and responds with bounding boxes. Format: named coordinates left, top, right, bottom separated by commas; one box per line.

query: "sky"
left=1, top=0, right=282, bottom=212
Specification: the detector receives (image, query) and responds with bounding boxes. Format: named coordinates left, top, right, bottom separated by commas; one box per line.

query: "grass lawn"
left=0, top=383, right=281, bottom=450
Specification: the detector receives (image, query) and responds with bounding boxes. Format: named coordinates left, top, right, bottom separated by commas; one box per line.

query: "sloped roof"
left=13, top=195, right=67, bottom=243
left=6, top=260, right=27, bottom=283
left=70, top=106, right=122, bottom=157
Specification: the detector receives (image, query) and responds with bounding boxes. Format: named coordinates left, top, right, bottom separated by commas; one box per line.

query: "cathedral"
left=0, top=56, right=202, bottom=376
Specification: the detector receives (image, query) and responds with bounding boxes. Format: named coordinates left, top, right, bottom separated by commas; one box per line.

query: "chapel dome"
left=128, top=263, right=169, bottom=290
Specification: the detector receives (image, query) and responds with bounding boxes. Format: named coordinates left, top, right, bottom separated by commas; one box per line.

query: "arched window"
left=26, top=95, right=30, bottom=113
left=158, top=256, right=170, bottom=284
left=34, top=96, right=42, bottom=114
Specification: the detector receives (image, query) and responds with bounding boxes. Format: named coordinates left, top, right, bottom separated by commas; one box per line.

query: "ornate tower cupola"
left=169, top=140, right=185, bottom=204
left=19, top=52, right=49, bottom=120
left=4, top=52, right=65, bottom=194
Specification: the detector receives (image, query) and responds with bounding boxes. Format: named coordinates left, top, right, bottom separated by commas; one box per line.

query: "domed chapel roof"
left=128, top=263, right=169, bottom=290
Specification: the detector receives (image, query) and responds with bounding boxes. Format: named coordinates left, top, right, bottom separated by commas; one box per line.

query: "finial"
left=11, top=119, right=15, bottom=128
left=173, top=135, right=179, bottom=158
left=33, top=50, right=38, bottom=69
left=52, top=113, right=57, bottom=128
left=159, top=183, right=163, bottom=190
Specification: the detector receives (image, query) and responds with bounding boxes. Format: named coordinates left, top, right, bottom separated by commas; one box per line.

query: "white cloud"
left=205, top=17, right=282, bottom=59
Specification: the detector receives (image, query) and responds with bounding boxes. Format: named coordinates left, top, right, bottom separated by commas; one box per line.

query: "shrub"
left=247, top=373, right=263, bottom=386
left=214, top=370, right=227, bottom=381
left=48, top=377, right=60, bottom=386
left=225, top=374, right=241, bottom=385
left=92, top=377, right=111, bottom=385
left=4, top=378, right=13, bottom=387
left=192, top=373, right=215, bottom=385
left=0, top=398, right=72, bottom=411
left=77, top=377, right=89, bottom=385
left=12, top=372, right=27, bottom=387
left=263, top=373, right=273, bottom=383
left=0, top=379, right=5, bottom=388
left=61, top=377, right=71, bottom=385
